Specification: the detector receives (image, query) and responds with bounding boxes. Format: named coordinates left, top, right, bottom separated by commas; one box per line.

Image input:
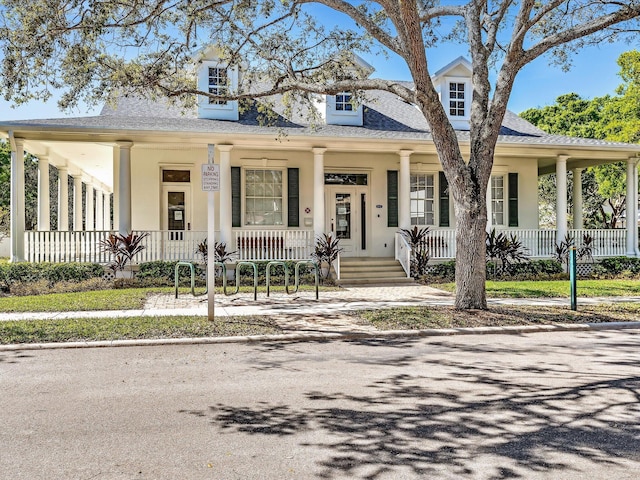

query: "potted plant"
left=312, top=233, right=343, bottom=280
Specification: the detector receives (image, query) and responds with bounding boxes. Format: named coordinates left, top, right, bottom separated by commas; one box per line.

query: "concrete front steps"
left=337, top=257, right=416, bottom=286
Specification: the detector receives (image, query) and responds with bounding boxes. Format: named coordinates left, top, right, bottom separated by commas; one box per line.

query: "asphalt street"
left=2, top=329, right=640, bottom=479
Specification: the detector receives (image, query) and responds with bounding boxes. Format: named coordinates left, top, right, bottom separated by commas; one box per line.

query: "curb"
left=1, top=321, right=639, bottom=352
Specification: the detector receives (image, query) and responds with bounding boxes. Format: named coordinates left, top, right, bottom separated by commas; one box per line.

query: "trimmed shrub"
left=0, top=262, right=104, bottom=293
left=593, top=257, right=640, bottom=277
left=137, top=260, right=204, bottom=286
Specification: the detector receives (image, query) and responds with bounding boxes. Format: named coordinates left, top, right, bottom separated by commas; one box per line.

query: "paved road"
left=2, top=330, right=640, bottom=479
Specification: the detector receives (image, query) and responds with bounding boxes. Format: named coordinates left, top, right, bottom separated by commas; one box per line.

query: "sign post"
left=203, top=147, right=220, bottom=320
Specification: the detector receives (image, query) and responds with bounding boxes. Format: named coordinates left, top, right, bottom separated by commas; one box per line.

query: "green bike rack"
left=174, top=261, right=206, bottom=298
left=292, top=260, right=319, bottom=300
left=266, top=261, right=290, bottom=297
left=223, top=261, right=258, bottom=301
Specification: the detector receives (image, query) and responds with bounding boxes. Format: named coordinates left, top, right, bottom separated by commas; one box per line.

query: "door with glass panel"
left=162, top=186, right=191, bottom=242
left=326, top=185, right=368, bottom=257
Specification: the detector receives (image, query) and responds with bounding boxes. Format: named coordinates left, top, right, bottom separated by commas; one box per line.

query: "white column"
left=10, top=136, right=25, bottom=262
left=626, top=157, right=637, bottom=256
left=117, top=141, right=133, bottom=235
left=486, top=176, right=493, bottom=232
left=57, top=166, right=69, bottom=231
left=73, top=175, right=83, bottom=231
left=95, top=187, right=104, bottom=230
left=85, top=182, right=95, bottom=231
left=556, top=155, right=568, bottom=244
left=572, top=168, right=583, bottom=230
left=37, top=155, right=51, bottom=231
left=312, top=147, right=326, bottom=239
left=112, top=147, right=120, bottom=231
left=635, top=159, right=640, bottom=256
left=218, top=145, right=233, bottom=245
left=399, top=150, right=412, bottom=230
left=103, top=192, right=111, bottom=231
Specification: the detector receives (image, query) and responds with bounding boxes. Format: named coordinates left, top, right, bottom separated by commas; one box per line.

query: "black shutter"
left=439, top=171, right=450, bottom=227
left=508, top=172, right=518, bottom=227
left=387, top=170, right=398, bottom=228
left=231, top=167, right=241, bottom=228
left=287, top=168, right=299, bottom=227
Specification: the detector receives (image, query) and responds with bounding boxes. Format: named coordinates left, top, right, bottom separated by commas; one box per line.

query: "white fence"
left=25, top=229, right=315, bottom=264
left=395, top=228, right=628, bottom=261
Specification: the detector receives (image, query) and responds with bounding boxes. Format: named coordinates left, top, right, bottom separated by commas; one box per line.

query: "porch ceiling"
left=26, top=140, right=114, bottom=189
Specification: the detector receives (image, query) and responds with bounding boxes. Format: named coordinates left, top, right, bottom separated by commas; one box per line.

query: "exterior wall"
left=127, top=143, right=541, bottom=258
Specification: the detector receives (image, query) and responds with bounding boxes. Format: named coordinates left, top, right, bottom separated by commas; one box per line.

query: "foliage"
left=0, top=261, right=104, bottom=292
left=553, top=233, right=595, bottom=270
left=195, top=239, right=237, bottom=264
left=100, top=231, right=149, bottom=273
left=0, top=206, right=9, bottom=240
left=313, top=233, right=342, bottom=280
left=593, top=256, right=640, bottom=277
left=485, top=229, right=529, bottom=277
left=522, top=51, right=640, bottom=228
left=2, top=3, right=639, bottom=310
left=398, top=226, right=431, bottom=278
left=136, top=260, right=205, bottom=286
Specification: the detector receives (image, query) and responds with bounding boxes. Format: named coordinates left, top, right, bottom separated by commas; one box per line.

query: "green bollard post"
left=569, top=246, right=577, bottom=311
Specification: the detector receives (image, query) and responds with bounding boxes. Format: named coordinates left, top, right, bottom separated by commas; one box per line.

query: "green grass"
left=357, top=303, right=640, bottom=330
left=0, top=315, right=283, bottom=344
left=434, top=279, right=640, bottom=298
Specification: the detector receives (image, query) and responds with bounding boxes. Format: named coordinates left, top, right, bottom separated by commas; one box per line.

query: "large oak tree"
left=1, top=0, right=639, bottom=309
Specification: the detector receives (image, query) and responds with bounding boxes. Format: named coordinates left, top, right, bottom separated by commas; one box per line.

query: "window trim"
left=490, top=174, right=506, bottom=227
left=410, top=171, right=437, bottom=227
left=198, top=61, right=237, bottom=112
left=241, top=167, right=288, bottom=228
left=443, top=76, right=470, bottom=121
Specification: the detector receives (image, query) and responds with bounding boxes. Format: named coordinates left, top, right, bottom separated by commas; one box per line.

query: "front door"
left=162, top=186, right=191, bottom=241
left=326, top=186, right=368, bottom=257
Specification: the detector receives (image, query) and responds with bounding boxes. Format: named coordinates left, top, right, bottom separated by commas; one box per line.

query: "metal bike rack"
left=266, top=261, right=290, bottom=297
left=264, top=260, right=319, bottom=299
left=174, top=261, right=206, bottom=298
left=223, top=261, right=258, bottom=301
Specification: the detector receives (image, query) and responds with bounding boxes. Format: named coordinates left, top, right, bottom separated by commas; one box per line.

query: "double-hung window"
left=244, top=169, right=283, bottom=226
left=491, top=175, right=505, bottom=226
left=410, top=173, right=435, bottom=225
left=208, top=67, right=228, bottom=105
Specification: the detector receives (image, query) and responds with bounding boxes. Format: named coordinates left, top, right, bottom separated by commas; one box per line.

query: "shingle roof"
left=1, top=85, right=637, bottom=149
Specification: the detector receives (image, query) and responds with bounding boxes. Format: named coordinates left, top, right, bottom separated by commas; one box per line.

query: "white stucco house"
left=1, top=55, right=639, bottom=282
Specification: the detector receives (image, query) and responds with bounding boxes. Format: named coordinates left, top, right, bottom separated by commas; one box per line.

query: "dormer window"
left=208, top=67, right=228, bottom=105
left=449, top=82, right=465, bottom=117
left=335, top=93, right=353, bottom=111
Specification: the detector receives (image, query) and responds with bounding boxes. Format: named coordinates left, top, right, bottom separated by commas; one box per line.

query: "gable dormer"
left=196, top=46, right=239, bottom=121
left=432, top=56, right=472, bottom=130
left=325, top=54, right=374, bottom=127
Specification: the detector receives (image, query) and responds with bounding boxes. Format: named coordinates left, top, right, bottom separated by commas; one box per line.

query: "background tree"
left=522, top=51, right=640, bottom=229
left=1, top=1, right=639, bottom=309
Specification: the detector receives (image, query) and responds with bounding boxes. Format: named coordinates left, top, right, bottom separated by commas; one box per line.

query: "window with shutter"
left=231, top=167, right=241, bottom=227
left=508, top=172, right=519, bottom=227
left=288, top=168, right=299, bottom=227
left=439, top=171, right=450, bottom=227
left=387, top=170, right=398, bottom=227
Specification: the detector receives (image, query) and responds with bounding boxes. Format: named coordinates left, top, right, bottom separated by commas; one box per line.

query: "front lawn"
left=434, top=279, right=640, bottom=298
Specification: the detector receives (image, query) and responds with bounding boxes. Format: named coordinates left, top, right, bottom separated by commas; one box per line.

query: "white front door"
left=162, top=186, right=191, bottom=241
left=326, top=185, right=368, bottom=257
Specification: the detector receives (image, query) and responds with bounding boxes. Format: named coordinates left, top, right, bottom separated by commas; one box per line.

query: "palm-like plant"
left=398, top=226, right=431, bottom=278
left=313, top=233, right=343, bottom=279
left=99, top=231, right=149, bottom=275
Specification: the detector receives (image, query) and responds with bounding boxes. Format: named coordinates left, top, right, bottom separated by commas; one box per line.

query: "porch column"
left=10, top=136, right=25, bottom=262
left=85, top=182, right=95, bottom=231
left=73, top=175, right=83, bottom=231
left=103, top=192, right=111, bottom=231
left=95, top=187, right=104, bottom=230
left=57, top=166, right=69, bottom=231
left=312, top=147, right=326, bottom=239
left=486, top=177, right=492, bottom=232
left=218, top=145, right=233, bottom=245
left=37, top=155, right=50, bottom=231
left=117, top=141, right=133, bottom=235
left=399, top=150, right=412, bottom=230
left=556, top=155, right=569, bottom=245
left=112, top=147, right=120, bottom=231
left=626, top=157, right=638, bottom=256
left=572, top=168, right=584, bottom=229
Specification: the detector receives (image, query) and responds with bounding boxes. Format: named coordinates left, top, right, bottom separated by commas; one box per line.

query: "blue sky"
left=0, top=28, right=636, bottom=121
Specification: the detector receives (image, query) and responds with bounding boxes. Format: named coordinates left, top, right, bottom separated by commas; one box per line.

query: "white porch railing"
left=233, top=229, right=314, bottom=261
left=25, top=227, right=630, bottom=264
left=394, top=232, right=412, bottom=277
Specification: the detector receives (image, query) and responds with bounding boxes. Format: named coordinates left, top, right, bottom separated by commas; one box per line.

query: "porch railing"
left=233, top=229, right=314, bottom=261
left=394, top=232, right=412, bottom=277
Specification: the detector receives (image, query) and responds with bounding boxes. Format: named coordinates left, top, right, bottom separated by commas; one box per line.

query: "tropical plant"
left=0, top=206, right=9, bottom=241
left=99, top=231, right=149, bottom=274
left=398, top=226, right=431, bottom=278
left=195, top=239, right=237, bottom=264
left=312, top=233, right=343, bottom=280
left=486, top=229, right=529, bottom=277
left=554, top=233, right=595, bottom=271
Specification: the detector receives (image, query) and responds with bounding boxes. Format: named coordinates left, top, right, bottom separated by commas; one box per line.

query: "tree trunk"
left=452, top=189, right=488, bottom=310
